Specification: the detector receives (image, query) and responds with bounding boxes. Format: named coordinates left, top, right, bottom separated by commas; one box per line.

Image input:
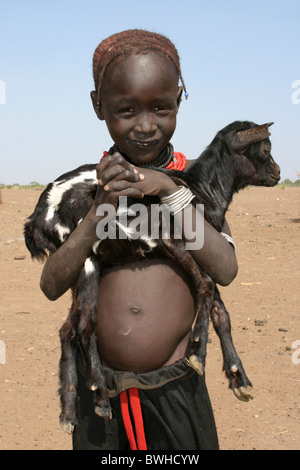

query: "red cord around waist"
left=120, top=388, right=147, bottom=450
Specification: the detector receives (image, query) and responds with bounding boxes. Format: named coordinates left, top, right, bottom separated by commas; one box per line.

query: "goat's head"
left=230, top=122, right=281, bottom=187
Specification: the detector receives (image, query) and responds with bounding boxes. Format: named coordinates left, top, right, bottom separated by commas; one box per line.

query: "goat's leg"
left=211, top=288, right=253, bottom=401
left=58, top=320, right=79, bottom=434
left=85, top=330, right=112, bottom=420
left=187, top=271, right=215, bottom=374
left=160, top=238, right=212, bottom=375
left=78, top=312, right=112, bottom=421
left=75, top=265, right=112, bottom=420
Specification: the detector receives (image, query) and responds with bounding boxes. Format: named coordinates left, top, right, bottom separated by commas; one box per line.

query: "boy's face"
left=91, top=53, right=182, bottom=165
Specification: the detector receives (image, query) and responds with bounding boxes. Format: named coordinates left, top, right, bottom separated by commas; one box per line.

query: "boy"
left=40, top=30, right=237, bottom=450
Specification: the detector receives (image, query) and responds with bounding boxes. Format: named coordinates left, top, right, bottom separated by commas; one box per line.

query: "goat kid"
left=162, top=121, right=280, bottom=387
left=24, top=121, right=280, bottom=433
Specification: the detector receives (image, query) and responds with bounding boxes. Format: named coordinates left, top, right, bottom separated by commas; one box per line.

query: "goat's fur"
left=24, top=121, right=280, bottom=433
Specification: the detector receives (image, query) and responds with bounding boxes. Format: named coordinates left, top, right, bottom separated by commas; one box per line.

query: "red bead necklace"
left=101, top=146, right=187, bottom=171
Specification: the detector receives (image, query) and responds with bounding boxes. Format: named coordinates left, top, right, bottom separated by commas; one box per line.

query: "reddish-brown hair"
left=92, top=29, right=187, bottom=104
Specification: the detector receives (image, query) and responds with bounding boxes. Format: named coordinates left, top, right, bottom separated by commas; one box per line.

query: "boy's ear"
left=90, top=90, right=105, bottom=120
left=177, top=86, right=183, bottom=108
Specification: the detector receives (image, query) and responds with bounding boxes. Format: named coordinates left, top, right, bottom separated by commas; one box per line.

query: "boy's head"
left=91, top=29, right=187, bottom=165
left=92, top=29, right=187, bottom=107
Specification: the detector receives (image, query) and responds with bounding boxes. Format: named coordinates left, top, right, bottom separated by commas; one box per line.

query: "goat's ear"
left=232, top=122, right=274, bottom=152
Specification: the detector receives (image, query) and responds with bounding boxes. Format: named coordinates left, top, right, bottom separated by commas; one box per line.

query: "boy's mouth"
left=130, top=139, right=159, bottom=150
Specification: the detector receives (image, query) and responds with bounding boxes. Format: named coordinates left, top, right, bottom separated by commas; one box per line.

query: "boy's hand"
left=94, top=153, right=145, bottom=208
left=130, top=167, right=178, bottom=199
left=94, top=153, right=178, bottom=207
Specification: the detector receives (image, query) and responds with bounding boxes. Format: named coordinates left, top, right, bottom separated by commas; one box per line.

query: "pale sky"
left=1, top=0, right=299, bottom=184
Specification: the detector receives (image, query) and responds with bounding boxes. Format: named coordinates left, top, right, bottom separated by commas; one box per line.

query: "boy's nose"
left=134, top=113, right=157, bottom=138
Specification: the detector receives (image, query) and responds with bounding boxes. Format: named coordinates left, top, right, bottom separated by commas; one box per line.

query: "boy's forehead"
left=103, top=53, right=179, bottom=92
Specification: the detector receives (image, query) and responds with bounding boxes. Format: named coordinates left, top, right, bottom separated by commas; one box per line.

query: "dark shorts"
left=73, top=357, right=219, bottom=451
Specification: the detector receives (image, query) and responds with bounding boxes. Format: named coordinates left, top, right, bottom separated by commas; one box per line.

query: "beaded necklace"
left=101, top=143, right=186, bottom=171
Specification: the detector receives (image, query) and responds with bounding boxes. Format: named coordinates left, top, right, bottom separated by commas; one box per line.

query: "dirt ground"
left=0, top=186, right=299, bottom=450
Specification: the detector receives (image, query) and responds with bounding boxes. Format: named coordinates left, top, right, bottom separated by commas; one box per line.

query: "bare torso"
left=96, top=258, right=195, bottom=373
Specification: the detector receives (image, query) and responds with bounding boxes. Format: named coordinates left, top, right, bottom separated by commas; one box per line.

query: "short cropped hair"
left=92, top=29, right=187, bottom=105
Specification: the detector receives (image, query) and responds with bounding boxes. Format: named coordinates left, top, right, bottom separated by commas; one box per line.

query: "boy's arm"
left=179, top=210, right=238, bottom=286
left=40, top=205, right=100, bottom=300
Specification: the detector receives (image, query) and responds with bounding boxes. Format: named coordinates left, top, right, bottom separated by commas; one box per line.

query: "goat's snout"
left=266, top=157, right=281, bottom=186
left=271, top=157, right=281, bottom=178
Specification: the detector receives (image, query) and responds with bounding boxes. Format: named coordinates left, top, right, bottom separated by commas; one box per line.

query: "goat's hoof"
left=95, top=405, right=113, bottom=421
left=225, top=362, right=253, bottom=400
left=186, top=354, right=204, bottom=375
left=60, top=419, right=75, bottom=435
left=233, top=385, right=254, bottom=402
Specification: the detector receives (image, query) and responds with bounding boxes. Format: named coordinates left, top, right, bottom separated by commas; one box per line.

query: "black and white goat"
left=24, top=120, right=280, bottom=433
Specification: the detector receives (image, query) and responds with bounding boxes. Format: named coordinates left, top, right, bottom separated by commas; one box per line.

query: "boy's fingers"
left=116, top=187, right=144, bottom=198
left=100, top=186, right=144, bottom=205
left=98, top=164, right=124, bottom=185
left=99, top=166, right=143, bottom=187
left=103, top=179, right=144, bottom=193
left=97, top=152, right=133, bottom=176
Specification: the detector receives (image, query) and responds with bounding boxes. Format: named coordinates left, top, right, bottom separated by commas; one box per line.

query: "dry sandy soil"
left=0, top=186, right=299, bottom=450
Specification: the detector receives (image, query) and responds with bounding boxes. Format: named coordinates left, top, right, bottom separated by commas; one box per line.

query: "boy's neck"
left=108, top=143, right=174, bottom=168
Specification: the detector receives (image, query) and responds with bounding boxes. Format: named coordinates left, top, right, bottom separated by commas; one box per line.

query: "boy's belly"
left=96, top=258, right=195, bottom=373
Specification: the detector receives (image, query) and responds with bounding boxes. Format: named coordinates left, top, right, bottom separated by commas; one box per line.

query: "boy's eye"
left=154, top=105, right=171, bottom=113
left=119, top=107, right=134, bottom=114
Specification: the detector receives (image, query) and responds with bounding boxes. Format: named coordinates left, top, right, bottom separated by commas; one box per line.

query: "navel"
left=127, top=301, right=142, bottom=315
left=131, top=306, right=141, bottom=314
left=128, top=303, right=141, bottom=315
